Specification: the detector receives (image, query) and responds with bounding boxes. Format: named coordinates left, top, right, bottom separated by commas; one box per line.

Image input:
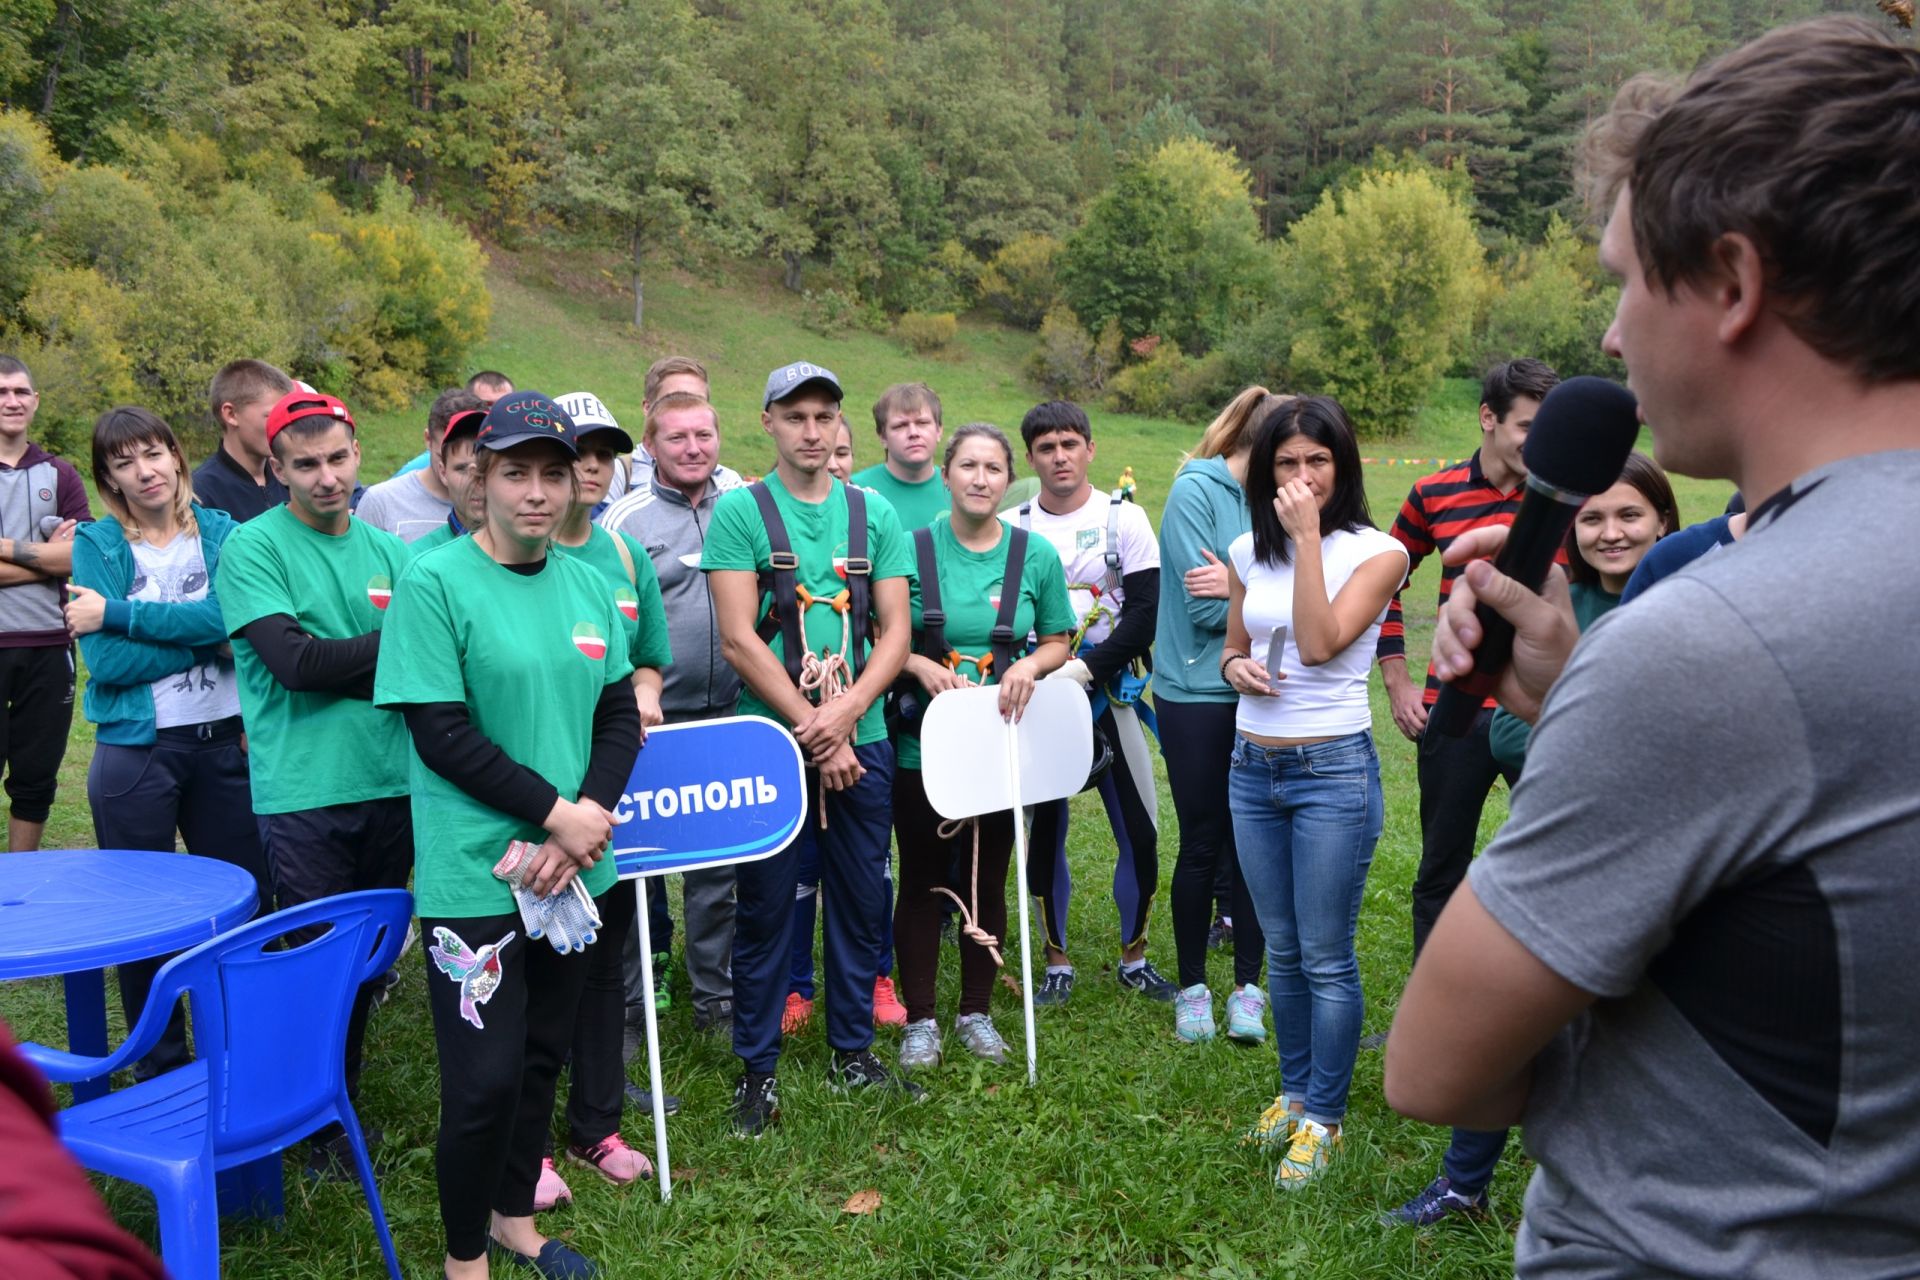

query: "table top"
left=0, top=850, right=260, bottom=980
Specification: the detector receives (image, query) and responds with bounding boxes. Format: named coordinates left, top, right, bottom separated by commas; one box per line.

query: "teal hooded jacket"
left=1153, top=456, right=1248, bottom=702
left=71, top=504, right=238, bottom=745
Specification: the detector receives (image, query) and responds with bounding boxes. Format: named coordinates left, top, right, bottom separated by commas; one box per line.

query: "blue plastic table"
left=0, top=849, right=277, bottom=1216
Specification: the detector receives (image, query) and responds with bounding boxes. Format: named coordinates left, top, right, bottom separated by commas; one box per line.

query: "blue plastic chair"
left=21, top=889, right=413, bottom=1280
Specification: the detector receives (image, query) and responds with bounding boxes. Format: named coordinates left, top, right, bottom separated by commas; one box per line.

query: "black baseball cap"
left=474, top=391, right=578, bottom=455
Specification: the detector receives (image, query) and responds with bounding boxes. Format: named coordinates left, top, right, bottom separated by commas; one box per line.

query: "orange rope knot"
left=930, top=816, right=1002, bottom=967
left=946, top=650, right=993, bottom=679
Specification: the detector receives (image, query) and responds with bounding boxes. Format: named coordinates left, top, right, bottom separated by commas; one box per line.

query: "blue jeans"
left=1229, top=730, right=1383, bottom=1126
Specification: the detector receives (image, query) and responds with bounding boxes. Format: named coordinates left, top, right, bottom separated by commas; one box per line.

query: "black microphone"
left=1427, top=376, right=1641, bottom=738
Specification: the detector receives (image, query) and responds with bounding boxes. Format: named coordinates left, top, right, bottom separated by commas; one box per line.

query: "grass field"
left=3, top=254, right=1734, bottom=1279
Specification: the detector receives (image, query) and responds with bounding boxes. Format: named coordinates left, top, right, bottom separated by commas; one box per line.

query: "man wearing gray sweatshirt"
left=600, top=391, right=744, bottom=1040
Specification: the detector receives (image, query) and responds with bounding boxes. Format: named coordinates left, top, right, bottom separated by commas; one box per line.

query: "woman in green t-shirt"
left=891, top=424, right=1075, bottom=1070
left=373, top=392, right=640, bottom=1280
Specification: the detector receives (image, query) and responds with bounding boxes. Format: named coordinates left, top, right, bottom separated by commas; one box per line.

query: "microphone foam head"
left=1521, top=376, right=1642, bottom=497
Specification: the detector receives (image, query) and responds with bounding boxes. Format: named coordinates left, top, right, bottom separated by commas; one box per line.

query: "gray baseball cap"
left=762, top=361, right=844, bottom=410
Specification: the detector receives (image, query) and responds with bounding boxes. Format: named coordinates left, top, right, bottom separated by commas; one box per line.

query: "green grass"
left=2, top=254, right=1734, bottom=1279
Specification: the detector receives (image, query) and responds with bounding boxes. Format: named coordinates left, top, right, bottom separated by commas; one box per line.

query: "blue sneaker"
left=1173, top=984, right=1214, bottom=1042
left=1381, top=1174, right=1489, bottom=1226
left=1034, top=967, right=1075, bottom=1007
left=1225, top=984, right=1268, bottom=1044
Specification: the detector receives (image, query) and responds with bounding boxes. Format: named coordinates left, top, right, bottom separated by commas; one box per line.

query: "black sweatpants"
left=893, top=767, right=1012, bottom=1023
left=421, top=902, right=599, bottom=1261
left=0, top=643, right=74, bottom=825
left=89, top=717, right=270, bottom=1077
left=262, top=796, right=414, bottom=1099
left=1409, top=708, right=1519, bottom=955
left=1157, top=696, right=1264, bottom=989
left=566, top=874, right=638, bottom=1147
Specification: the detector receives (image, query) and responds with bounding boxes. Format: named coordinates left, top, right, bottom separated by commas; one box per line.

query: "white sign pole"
left=1006, top=721, right=1039, bottom=1086
left=632, top=875, right=671, bottom=1203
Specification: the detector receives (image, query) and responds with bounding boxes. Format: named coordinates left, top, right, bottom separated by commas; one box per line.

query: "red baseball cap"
left=265, top=390, right=357, bottom=447
left=442, top=407, right=488, bottom=446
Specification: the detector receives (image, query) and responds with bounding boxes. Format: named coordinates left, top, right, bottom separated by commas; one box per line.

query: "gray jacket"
left=598, top=473, right=742, bottom=717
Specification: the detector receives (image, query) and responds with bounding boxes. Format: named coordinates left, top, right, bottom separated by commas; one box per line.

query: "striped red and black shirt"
left=1376, top=450, right=1528, bottom=707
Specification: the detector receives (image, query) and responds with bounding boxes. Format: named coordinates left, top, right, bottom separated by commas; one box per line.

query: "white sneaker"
left=898, top=1018, right=943, bottom=1070
left=1174, top=983, right=1215, bottom=1042
left=1226, top=984, right=1269, bottom=1044
left=953, top=1013, right=1009, bottom=1064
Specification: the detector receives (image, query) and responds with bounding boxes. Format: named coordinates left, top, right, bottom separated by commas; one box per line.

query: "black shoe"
left=828, top=1049, right=927, bottom=1099
left=732, top=1071, right=779, bottom=1137
left=693, top=999, right=734, bottom=1037
left=368, top=966, right=403, bottom=1012
left=623, top=1080, right=683, bottom=1116
left=304, top=1125, right=383, bottom=1183
left=1116, top=959, right=1179, bottom=1001
left=1033, top=967, right=1075, bottom=1007
left=489, top=1236, right=601, bottom=1279
left=1206, top=916, right=1233, bottom=951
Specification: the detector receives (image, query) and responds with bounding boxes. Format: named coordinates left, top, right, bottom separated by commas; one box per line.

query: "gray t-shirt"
left=1471, top=450, right=1920, bottom=1279
left=353, top=469, right=450, bottom=543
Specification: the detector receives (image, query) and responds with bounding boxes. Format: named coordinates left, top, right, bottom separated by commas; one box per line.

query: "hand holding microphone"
left=1427, top=377, right=1641, bottom=737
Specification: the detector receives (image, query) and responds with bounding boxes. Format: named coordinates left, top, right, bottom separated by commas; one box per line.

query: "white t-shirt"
left=1228, top=525, right=1404, bottom=739
left=1016, top=489, right=1160, bottom=647
left=130, top=535, right=241, bottom=729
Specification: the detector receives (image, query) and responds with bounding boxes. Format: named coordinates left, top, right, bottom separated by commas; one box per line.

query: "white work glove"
left=1047, top=658, right=1094, bottom=689
left=493, top=839, right=604, bottom=955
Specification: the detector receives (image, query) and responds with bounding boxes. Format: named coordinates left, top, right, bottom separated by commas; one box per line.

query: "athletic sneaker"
left=1173, top=983, right=1215, bottom=1042
left=651, top=951, right=672, bottom=1012
left=781, top=992, right=814, bottom=1035
left=1225, top=984, right=1268, bottom=1044
left=1207, top=915, right=1233, bottom=951
left=1116, top=959, right=1179, bottom=1001
left=872, top=976, right=908, bottom=1027
left=693, top=999, right=733, bottom=1037
left=1381, top=1174, right=1490, bottom=1226
left=534, top=1157, right=573, bottom=1210
left=1034, top=967, right=1075, bottom=1007
left=828, top=1049, right=927, bottom=1099
left=368, top=965, right=403, bottom=1011
left=953, top=1013, right=1009, bottom=1064
left=732, top=1072, right=779, bottom=1137
left=1241, top=1093, right=1299, bottom=1149
left=566, top=1133, right=653, bottom=1185
left=1275, top=1118, right=1341, bottom=1190
left=898, top=1018, right=943, bottom=1070
left=622, top=1081, right=682, bottom=1117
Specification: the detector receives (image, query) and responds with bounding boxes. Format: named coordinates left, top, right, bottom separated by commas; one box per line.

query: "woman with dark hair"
left=375, top=392, right=641, bottom=1280
left=1219, top=395, right=1406, bottom=1189
left=64, top=406, right=269, bottom=1080
left=891, top=423, right=1073, bottom=1070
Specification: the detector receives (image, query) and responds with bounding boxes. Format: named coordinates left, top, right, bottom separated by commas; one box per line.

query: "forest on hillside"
left=0, top=0, right=1901, bottom=443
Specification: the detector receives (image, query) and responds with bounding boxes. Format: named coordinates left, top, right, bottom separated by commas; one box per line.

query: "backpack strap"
left=1017, top=501, right=1031, bottom=530
left=607, top=527, right=637, bottom=589
left=1103, top=489, right=1123, bottom=595
left=842, top=483, right=872, bottom=679
left=749, top=481, right=807, bottom=684
left=912, top=525, right=946, bottom=663
left=991, top=525, right=1029, bottom=677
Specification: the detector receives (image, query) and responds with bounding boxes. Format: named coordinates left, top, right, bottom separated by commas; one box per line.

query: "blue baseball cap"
left=474, top=391, right=578, bottom=455
left=762, top=361, right=844, bottom=410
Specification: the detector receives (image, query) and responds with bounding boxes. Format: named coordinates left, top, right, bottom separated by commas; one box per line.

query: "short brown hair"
left=1585, top=17, right=1920, bottom=382
left=644, top=357, right=708, bottom=406
left=466, top=370, right=513, bottom=397
left=871, top=382, right=941, bottom=433
left=92, top=406, right=198, bottom=541
left=644, top=391, right=717, bottom=440
left=427, top=387, right=483, bottom=448
left=208, top=359, right=293, bottom=425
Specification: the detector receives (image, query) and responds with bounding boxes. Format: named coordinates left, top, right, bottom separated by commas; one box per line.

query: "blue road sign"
left=610, top=716, right=806, bottom=878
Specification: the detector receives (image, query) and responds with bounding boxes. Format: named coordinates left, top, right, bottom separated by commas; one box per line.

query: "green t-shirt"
left=702, top=473, right=912, bottom=745
left=553, top=525, right=673, bottom=671
left=898, top=520, right=1075, bottom=770
left=850, top=463, right=949, bottom=531
left=408, top=521, right=461, bottom=559
left=373, top=536, right=636, bottom=918
left=215, top=506, right=412, bottom=813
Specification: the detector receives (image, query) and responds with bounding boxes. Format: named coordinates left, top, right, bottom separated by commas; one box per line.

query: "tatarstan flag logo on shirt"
left=367, top=574, right=392, bottom=610
left=614, top=587, right=639, bottom=622
left=572, top=621, right=607, bottom=660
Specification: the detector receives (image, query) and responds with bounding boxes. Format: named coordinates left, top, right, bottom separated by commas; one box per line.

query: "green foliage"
left=801, top=287, right=879, bottom=339
left=895, top=310, right=959, bottom=355
left=978, top=234, right=1063, bottom=330
left=8, top=267, right=138, bottom=455
left=1026, top=305, right=1122, bottom=401
left=1107, top=339, right=1189, bottom=417
left=1478, top=216, right=1622, bottom=380
left=1278, top=162, right=1486, bottom=435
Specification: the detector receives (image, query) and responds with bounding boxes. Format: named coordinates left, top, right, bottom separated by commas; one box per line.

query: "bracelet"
left=1219, top=650, right=1250, bottom=678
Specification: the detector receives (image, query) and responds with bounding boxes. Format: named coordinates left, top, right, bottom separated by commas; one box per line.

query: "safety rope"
left=795, top=587, right=854, bottom=829
left=931, top=815, right=1002, bottom=968
left=1067, top=581, right=1116, bottom=653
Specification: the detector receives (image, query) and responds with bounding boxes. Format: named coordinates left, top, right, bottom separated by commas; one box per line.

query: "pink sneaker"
left=565, top=1133, right=654, bottom=1186
left=534, top=1157, right=572, bottom=1211
left=872, top=976, right=908, bottom=1027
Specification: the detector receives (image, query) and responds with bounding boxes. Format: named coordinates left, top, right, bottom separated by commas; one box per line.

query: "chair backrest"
left=141, top=890, right=413, bottom=1153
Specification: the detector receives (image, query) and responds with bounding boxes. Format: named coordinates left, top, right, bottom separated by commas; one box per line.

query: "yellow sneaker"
left=1241, top=1093, right=1299, bottom=1149
left=1275, top=1118, right=1341, bottom=1190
